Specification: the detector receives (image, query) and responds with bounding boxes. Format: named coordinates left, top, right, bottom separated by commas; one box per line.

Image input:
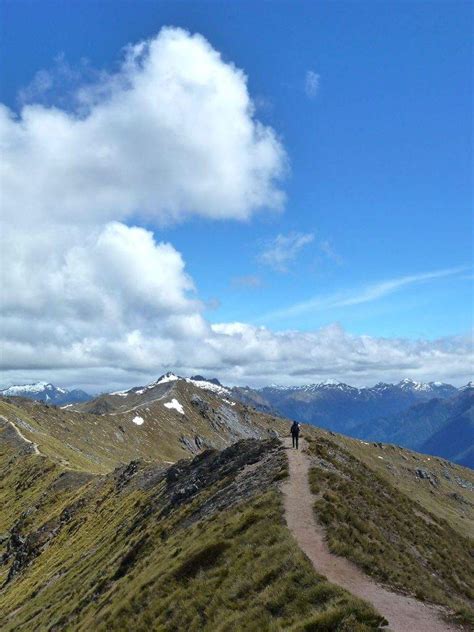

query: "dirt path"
left=0, top=415, right=41, bottom=455
left=281, top=437, right=457, bottom=632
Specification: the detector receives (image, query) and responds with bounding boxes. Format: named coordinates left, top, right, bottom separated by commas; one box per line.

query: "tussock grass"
left=85, top=492, right=386, bottom=631
left=307, top=436, right=474, bottom=624
left=0, top=441, right=387, bottom=631
left=174, top=541, right=230, bottom=580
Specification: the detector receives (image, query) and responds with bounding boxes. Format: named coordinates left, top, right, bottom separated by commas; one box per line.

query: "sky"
left=0, top=0, right=472, bottom=392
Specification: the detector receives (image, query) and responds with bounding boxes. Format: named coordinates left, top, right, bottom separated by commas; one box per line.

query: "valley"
left=232, top=380, right=474, bottom=468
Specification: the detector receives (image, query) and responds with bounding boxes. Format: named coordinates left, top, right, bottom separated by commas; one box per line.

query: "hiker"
left=290, top=421, right=300, bottom=449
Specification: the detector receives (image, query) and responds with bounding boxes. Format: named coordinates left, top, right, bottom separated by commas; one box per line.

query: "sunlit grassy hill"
left=0, top=432, right=385, bottom=631
left=0, top=377, right=287, bottom=473
left=1, top=374, right=473, bottom=630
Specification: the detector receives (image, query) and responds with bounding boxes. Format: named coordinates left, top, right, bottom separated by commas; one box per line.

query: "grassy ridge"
left=307, top=436, right=474, bottom=625
left=0, top=386, right=290, bottom=474
left=319, top=428, right=474, bottom=540
left=0, top=440, right=386, bottom=631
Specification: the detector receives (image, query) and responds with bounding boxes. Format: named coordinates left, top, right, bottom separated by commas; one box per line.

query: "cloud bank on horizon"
left=0, top=27, right=472, bottom=391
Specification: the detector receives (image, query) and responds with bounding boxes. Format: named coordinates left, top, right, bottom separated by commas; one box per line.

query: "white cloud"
left=1, top=222, right=198, bottom=328
left=1, top=27, right=286, bottom=226
left=207, top=323, right=472, bottom=387
left=2, top=321, right=471, bottom=391
left=304, top=70, right=320, bottom=99
left=0, top=27, right=286, bottom=387
left=0, top=29, right=471, bottom=393
left=258, top=231, right=314, bottom=272
left=260, top=267, right=468, bottom=322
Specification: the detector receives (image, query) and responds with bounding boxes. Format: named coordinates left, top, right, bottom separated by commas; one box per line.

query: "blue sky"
left=0, top=1, right=472, bottom=389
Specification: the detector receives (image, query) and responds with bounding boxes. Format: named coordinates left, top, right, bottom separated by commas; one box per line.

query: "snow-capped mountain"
left=395, top=378, right=457, bottom=396
left=76, top=373, right=232, bottom=416
left=111, top=373, right=230, bottom=398
left=64, top=370, right=471, bottom=467
left=0, top=382, right=91, bottom=405
left=267, top=379, right=358, bottom=394
left=232, top=378, right=460, bottom=435
left=262, top=378, right=457, bottom=397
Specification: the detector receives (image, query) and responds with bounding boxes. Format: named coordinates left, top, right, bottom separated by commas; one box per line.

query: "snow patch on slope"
left=185, top=378, right=230, bottom=396
left=222, top=398, right=236, bottom=406
left=156, top=373, right=180, bottom=385
left=132, top=416, right=144, bottom=426
left=164, top=399, right=184, bottom=414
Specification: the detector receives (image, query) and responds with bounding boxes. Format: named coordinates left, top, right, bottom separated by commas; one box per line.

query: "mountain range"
left=0, top=382, right=91, bottom=406
left=233, top=379, right=460, bottom=430
left=2, top=376, right=472, bottom=467
left=231, top=379, right=473, bottom=468
left=0, top=373, right=473, bottom=629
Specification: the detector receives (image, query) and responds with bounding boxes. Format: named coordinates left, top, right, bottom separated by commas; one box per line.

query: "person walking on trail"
left=290, top=421, right=300, bottom=449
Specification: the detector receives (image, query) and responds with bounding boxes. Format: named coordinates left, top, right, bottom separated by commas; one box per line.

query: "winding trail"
left=281, top=437, right=457, bottom=632
left=0, top=415, right=41, bottom=455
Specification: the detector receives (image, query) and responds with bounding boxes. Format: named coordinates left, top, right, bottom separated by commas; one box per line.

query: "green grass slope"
left=0, top=381, right=287, bottom=474
left=0, top=435, right=385, bottom=632
left=306, top=435, right=474, bottom=626
left=317, top=427, right=474, bottom=540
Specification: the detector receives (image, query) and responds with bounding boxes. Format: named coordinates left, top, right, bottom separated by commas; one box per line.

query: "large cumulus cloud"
left=1, top=27, right=286, bottom=225
left=0, top=28, right=471, bottom=392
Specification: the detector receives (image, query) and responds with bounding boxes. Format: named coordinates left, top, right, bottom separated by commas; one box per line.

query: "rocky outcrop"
left=414, top=468, right=439, bottom=487
left=113, top=439, right=286, bottom=537
left=179, top=434, right=213, bottom=454
left=2, top=497, right=86, bottom=585
left=162, top=438, right=285, bottom=528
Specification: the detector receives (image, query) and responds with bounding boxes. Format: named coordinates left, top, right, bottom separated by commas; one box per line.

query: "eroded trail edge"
left=281, top=437, right=456, bottom=632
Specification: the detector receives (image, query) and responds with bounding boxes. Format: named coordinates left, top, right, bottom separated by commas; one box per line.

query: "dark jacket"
left=290, top=422, right=300, bottom=436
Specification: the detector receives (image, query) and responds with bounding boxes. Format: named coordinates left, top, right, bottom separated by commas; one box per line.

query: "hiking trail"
left=0, top=414, right=41, bottom=456
left=281, top=437, right=457, bottom=632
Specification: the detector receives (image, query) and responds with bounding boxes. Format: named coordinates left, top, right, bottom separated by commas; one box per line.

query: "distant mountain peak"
left=263, top=379, right=352, bottom=393
left=0, top=382, right=90, bottom=405
left=398, top=378, right=424, bottom=389
left=319, top=378, right=342, bottom=386
left=2, top=381, right=54, bottom=395
left=397, top=379, right=455, bottom=393
left=155, top=372, right=180, bottom=384
left=108, top=372, right=230, bottom=401
left=190, top=375, right=222, bottom=386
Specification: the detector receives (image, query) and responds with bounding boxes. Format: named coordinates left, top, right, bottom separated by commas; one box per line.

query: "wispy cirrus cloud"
left=319, top=239, right=343, bottom=265
left=231, top=275, right=263, bottom=289
left=304, top=70, right=320, bottom=99
left=258, top=231, right=314, bottom=272
left=259, top=266, right=468, bottom=322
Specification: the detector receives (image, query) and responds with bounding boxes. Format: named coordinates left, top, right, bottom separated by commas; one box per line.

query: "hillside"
left=355, top=388, right=474, bottom=466
left=0, top=432, right=385, bottom=631
left=421, top=407, right=474, bottom=468
left=0, top=375, right=286, bottom=474
left=1, top=374, right=473, bottom=630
